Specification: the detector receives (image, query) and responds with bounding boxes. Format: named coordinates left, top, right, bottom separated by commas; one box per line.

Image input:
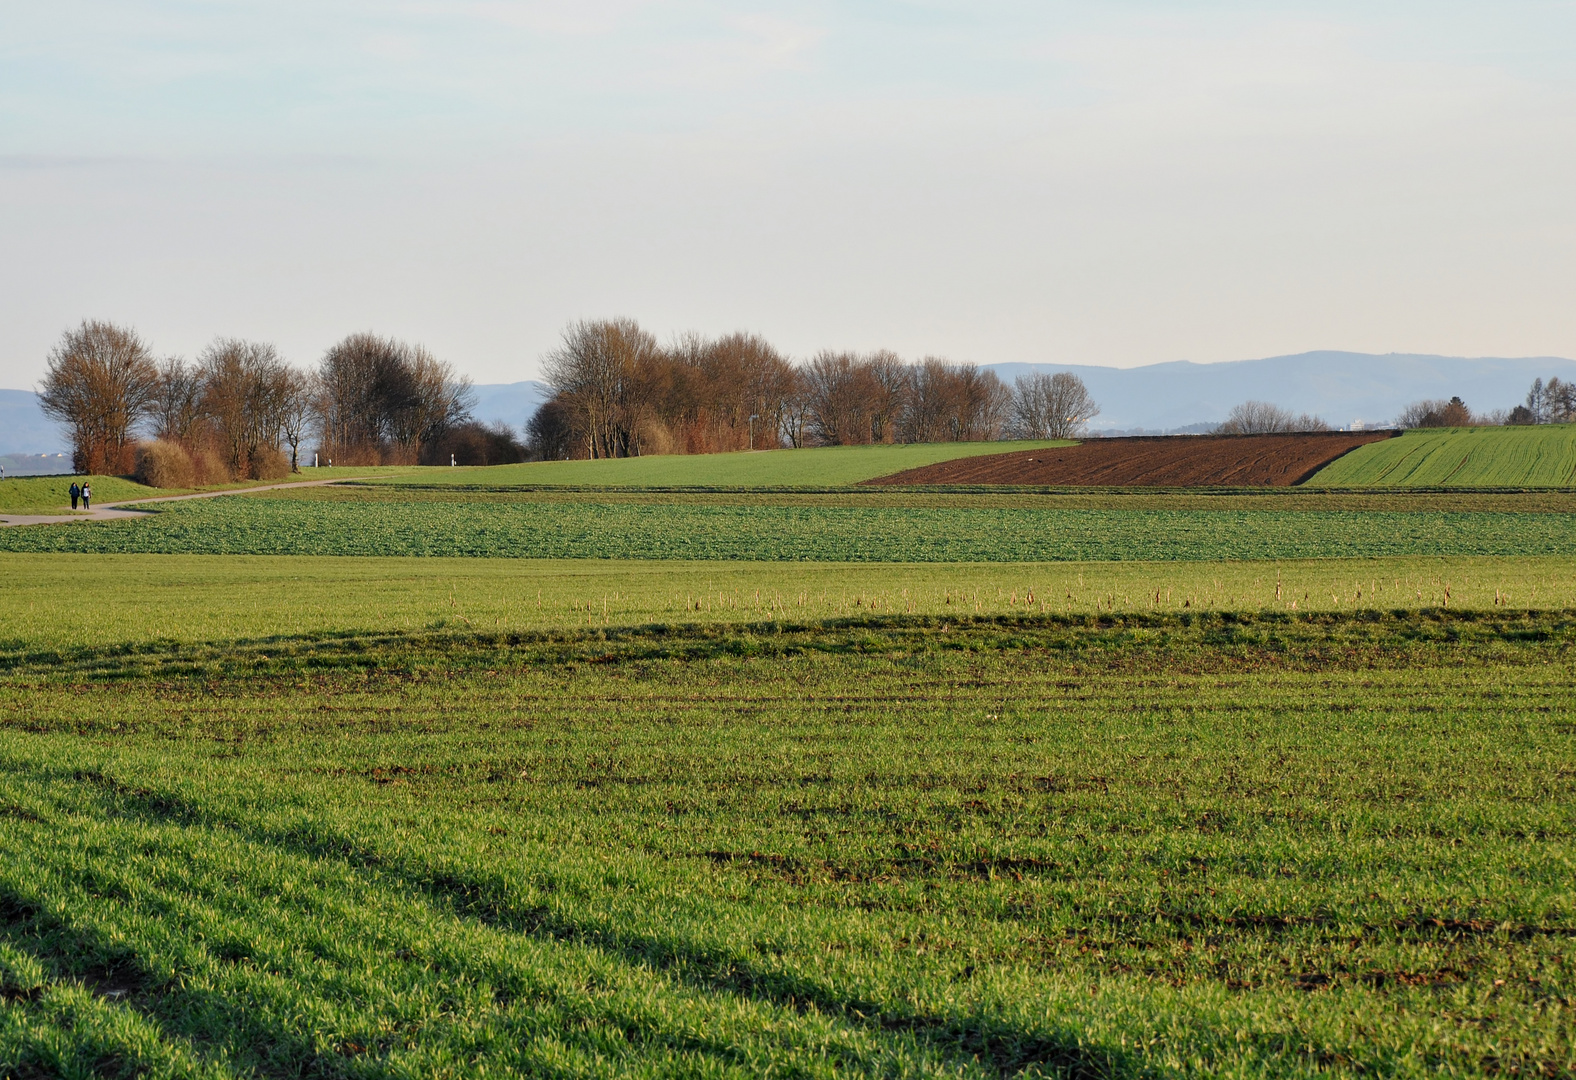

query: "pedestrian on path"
left=70, top=482, right=80, bottom=510
left=81, top=483, right=91, bottom=510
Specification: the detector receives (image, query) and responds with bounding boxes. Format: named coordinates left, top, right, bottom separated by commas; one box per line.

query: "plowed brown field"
left=865, top=431, right=1395, bottom=487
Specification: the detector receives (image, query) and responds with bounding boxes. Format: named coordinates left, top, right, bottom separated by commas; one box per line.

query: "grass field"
left=399, top=442, right=1068, bottom=489
left=1, top=553, right=1572, bottom=657
left=5, top=460, right=1575, bottom=1076
left=0, top=467, right=409, bottom=517
left=4, top=488, right=1575, bottom=561
left=1, top=612, right=1572, bottom=1078
left=1310, top=425, right=1576, bottom=488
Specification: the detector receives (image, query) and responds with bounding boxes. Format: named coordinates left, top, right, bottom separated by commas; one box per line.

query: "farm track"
left=865, top=431, right=1397, bottom=487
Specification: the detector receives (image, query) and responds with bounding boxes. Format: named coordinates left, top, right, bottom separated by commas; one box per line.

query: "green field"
left=2, top=611, right=1573, bottom=1078
left=1, top=552, right=1572, bottom=659
left=402, top=441, right=1067, bottom=489
left=1311, top=425, right=1576, bottom=488
left=0, top=467, right=410, bottom=517
left=5, top=466, right=1576, bottom=1076
left=4, top=487, right=1575, bottom=561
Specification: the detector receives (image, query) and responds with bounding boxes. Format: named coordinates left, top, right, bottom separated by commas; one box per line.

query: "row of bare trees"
left=1392, top=379, right=1576, bottom=429
left=38, top=321, right=475, bottom=481
left=531, top=319, right=1100, bottom=459
left=1213, top=401, right=1330, bottom=434
left=1510, top=378, right=1576, bottom=425
left=1215, top=377, right=1576, bottom=435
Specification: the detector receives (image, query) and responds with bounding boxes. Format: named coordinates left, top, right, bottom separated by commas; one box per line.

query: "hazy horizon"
left=4, top=2, right=1575, bottom=386
left=7, top=345, right=1576, bottom=398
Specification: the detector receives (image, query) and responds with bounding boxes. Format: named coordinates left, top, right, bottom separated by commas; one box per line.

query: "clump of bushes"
left=134, top=439, right=287, bottom=487
left=134, top=440, right=196, bottom=488
left=250, top=446, right=291, bottom=481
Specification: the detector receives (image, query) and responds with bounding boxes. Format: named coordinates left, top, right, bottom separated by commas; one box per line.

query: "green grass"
left=5, top=489, right=1575, bottom=561
left=2, top=553, right=1572, bottom=656
left=0, top=467, right=413, bottom=516
left=3, top=477, right=1571, bottom=1076
left=1310, top=424, right=1576, bottom=488
left=1, top=612, right=1572, bottom=1077
left=0, top=475, right=171, bottom=515
left=406, top=441, right=1068, bottom=488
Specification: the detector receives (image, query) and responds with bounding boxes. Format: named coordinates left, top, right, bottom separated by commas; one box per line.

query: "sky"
left=3, top=1, right=1575, bottom=387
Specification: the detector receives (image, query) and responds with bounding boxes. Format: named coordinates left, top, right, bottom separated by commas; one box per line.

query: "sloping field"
left=390, top=441, right=1067, bottom=488
left=1310, top=424, right=1576, bottom=487
left=866, top=431, right=1393, bottom=487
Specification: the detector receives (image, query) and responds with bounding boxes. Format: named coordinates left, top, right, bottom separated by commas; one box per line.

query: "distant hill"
left=470, top=380, right=551, bottom=431
left=986, top=352, right=1576, bottom=432
left=0, top=389, right=68, bottom=456
left=4, top=355, right=1573, bottom=456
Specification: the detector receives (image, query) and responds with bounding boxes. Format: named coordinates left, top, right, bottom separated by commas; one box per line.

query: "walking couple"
left=69, top=481, right=91, bottom=510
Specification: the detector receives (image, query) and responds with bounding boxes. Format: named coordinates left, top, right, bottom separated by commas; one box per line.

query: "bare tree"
left=802, top=351, right=877, bottom=445
left=1549, top=379, right=1576, bottom=423
left=1394, top=396, right=1472, bottom=429
left=149, top=357, right=205, bottom=444
left=542, top=319, right=662, bottom=458
left=317, top=332, right=384, bottom=459
left=38, top=320, right=160, bottom=474
left=864, top=351, right=910, bottom=443
left=1008, top=372, right=1100, bottom=440
left=527, top=398, right=579, bottom=461
left=383, top=344, right=475, bottom=461
left=951, top=365, right=1011, bottom=441
left=778, top=367, right=812, bottom=448
left=744, top=341, right=800, bottom=451
left=199, top=338, right=293, bottom=479
left=901, top=358, right=962, bottom=444
left=1522, top=377, right=1575, bottom=424
left=1216, top=401, right=1330, bottom=434
left=894, top=358, right=1009, bottom=443
left=316, top=333, right=472, bottom=464
left=278, top=368, right=318, bottom=472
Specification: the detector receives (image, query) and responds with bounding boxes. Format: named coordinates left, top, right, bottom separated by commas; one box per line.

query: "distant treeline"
left=35, top=316, right=1575, bottom=480
left=528, top=319, right=1099, bottom=460
left=38, top=321, right=493, bottom=481
left=35, top=318, right=1104, bottom=478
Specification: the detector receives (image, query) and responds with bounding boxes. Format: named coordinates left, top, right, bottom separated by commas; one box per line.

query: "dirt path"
left=0, top=477, right=373, bottom=527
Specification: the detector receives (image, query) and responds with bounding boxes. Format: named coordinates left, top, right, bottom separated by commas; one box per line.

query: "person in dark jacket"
left=69, top=482, right=80, bottom=510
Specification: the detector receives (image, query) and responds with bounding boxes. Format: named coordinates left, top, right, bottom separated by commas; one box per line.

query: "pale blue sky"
left=3, top=1, right=1574, bottom=384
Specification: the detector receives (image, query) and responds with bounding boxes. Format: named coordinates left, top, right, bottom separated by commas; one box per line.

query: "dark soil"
left=865, top=431, right=1396, bottom=487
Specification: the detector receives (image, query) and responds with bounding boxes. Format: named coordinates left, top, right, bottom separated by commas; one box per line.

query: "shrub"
left=418, top=422, right=529, bottom=466
left=191, top=446, right=229, bottom=485
left=249, top=446, right=290, bottom=481
left=133, top=440, right=196, bottom=489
